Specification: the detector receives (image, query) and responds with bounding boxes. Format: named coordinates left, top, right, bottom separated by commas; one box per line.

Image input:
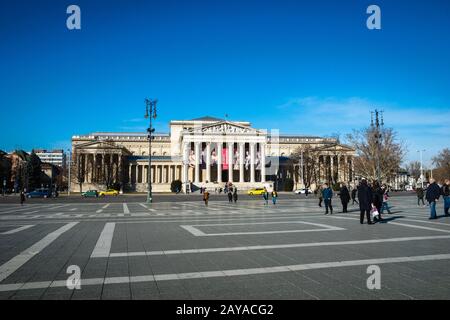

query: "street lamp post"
left=67, top=149, right=71, bottom=195
left=417, top=149, right=426, bottom=188
left=145, top=98, right=158, bottom=204
left=371, top=109, right=384, bottom=183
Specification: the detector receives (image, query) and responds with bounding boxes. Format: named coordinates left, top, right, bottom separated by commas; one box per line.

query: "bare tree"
left=346, top=127, right=406, bottom=182
left=405, top=161, right=421, bottom=180
left=432, top=148, right=450, bottom=182
left=291, top=145, right=321, bottom=188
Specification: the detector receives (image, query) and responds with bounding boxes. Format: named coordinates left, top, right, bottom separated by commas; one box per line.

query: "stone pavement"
left=0, top=195, right=449, bottom=299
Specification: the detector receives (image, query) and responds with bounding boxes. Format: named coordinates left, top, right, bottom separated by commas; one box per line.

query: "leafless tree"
left=432, top=148, right=450, bottom=182
left=291, top=145, right=321, bottom=188
left=346, top=127, right=406, bottom=182
left=405, top=161, right=421, bottom=180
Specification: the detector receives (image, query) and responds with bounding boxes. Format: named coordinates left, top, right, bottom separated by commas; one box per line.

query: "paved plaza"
left=0, top=195, right=449, bottom=300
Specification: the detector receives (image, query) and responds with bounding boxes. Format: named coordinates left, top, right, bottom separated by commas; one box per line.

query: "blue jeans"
left=272, top=197, right=277, bottom=205
left=444, top=196, right=450, bottom=215
left=429, top=201, right=437, bottom=219
left=381, top=202, right=391, bottom=214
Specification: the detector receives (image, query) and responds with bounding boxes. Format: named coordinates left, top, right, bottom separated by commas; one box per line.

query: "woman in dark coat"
left=372, top=181, right=384, bottom=221
left=339, top=183, right=351, bottom=213
left=357, top=180, right=374, bottom=225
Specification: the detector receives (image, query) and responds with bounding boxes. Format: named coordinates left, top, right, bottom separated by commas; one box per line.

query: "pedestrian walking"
left=227, top=187, right=233, bottom=203
left=339, top=183, right=350, bottom=213
left=442, top=179, right=450, bottom=217
left=426, top=178, right=441, bottom=219
left=372, top=181, right=384, bottom=221
left=380, top=185, right=392, bottom=214
left=233, top=188, right=238, bottom=203
left=263, top=187, right=269, bottom=205
left=322, top=184, right=333, bottom=215
left=317, top=186, right=323, bottom=207
left=272, top=190, right=278, bottom=205
left=357, top=179, right=374, bottom=225
left=305, top=188, right=309, bottom=197
left=20, top=190, right=26, bottom=206
left=203, top=190, right=210, bottom=206
left=351, top=188, right=358, bottom=205
left=416, top=187, right=425, bottom=206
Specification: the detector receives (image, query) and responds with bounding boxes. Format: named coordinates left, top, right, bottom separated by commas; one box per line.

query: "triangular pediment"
left=316, top=143, right=355, bottom=152
left=74, top=140, right=130, bottom=154
left=185, top=121, right=263, bottom=135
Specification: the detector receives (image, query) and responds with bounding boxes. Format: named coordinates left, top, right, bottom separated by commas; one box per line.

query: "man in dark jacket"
left=426, top=179, right=441, bottom=219
left=339, top=183, right=350, bottom=213
left=442, top=179, right=450, bottom=217
left=357, top=179, right=373, bottom=225
left=322, top=184, right=333, bottom=215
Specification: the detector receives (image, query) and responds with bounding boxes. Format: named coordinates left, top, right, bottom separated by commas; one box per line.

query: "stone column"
left=84, top=154, right=89, bottom=183
left=250, top=143, right=255, bottom=183
left=239, top=143, right=244, bottom=183
left=136, top=165, right=140, bottom=183
left=194, top=142, right=200, bottom=183
left=206, top=143, right=211, bottom=183
left=330, top=155, right=334, bottom=183
left=344, top=156, right=348, bottom=183
left=228, top=142, right=233, bottom=183
left=336, top=154, right=340, bottom=183
left=261, top=143, right=266, bottom=183
left=129, top=164, right=132, bottom=184
left=217, top=142, right=223, bottom=183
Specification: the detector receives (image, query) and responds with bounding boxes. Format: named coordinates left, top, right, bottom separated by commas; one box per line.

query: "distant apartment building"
left=32, top=149, right=66, bottom=167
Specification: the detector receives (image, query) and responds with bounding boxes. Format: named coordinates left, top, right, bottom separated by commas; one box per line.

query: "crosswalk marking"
left=0, top=222, right=78, bottom=282
left=123, top=203, right=130, bottom=215
left=91, top=222, right=116, bottom=258
left=0, top=225, right=34, bottom=235
left=96, top=203, right=110, bottom=213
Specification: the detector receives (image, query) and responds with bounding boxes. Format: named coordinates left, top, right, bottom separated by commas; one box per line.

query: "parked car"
left=26, top=188, right=51, bottom=198
left=294, top=188, right=313, bottom=194
left=247, top=188, right=266, bottom=195
left=99, top=189, right=119, bottom=197
left=82, top=190, right=99, bottom=198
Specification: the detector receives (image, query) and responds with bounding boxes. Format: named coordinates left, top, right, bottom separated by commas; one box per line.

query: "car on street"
left=98, top=189, right=119, bottom=197
left=82, top=190, right=99, bottom=197
left=26, top=188, right=51, bottom=198
left=294, top=188, right=313, bottom=194
left=247, top=188, right=266, bottom=195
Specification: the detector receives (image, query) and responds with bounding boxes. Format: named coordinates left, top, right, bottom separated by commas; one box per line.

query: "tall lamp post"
left=67, top=149, right=71, bottom=196
left=417, top=149, right=426, bottom=188
left=371, top=109, right=384, bottom=183
left=145, top=98, right=157, bottom=204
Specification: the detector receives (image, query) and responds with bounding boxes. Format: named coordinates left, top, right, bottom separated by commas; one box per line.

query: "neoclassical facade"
left=70, top=117, right=356, bottom=192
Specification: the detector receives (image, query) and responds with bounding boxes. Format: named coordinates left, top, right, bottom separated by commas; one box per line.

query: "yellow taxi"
left=99, top=189, right=119, bottom=197
left=247, top=188, right=266, bottom=195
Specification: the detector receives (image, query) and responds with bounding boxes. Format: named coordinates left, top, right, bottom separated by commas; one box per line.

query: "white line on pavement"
left=139, top=203, right=156, bottom=212
left=0, top=222, right=78, bottom=283
left=107, top=234, right=450, bottom=258
left=123, top=203, right=130, bottom=215
left=90, top=223, right=116, bottom=258
left=96, top=203, right=110, bottom=213
left=180, top=220, right=344, bottom=236
left=0, top=225, right=34, bottom=235
left=2, top=252, right=450, bottom=292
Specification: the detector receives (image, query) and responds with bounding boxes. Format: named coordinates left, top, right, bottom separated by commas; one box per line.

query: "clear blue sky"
left=1, top=0, right=449, bottom=167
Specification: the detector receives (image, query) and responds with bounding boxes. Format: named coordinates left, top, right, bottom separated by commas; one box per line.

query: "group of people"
left=318, top=180, right=391, bottom=224
left=262, top=187, right=278, bottom=205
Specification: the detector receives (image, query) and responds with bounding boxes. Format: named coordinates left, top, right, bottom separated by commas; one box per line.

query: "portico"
left=181, top=121, right=267, bottom=191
